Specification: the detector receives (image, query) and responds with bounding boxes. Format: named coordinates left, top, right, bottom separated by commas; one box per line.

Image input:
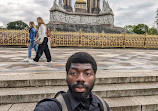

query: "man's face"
left=67, top=63, right=95, bottom=100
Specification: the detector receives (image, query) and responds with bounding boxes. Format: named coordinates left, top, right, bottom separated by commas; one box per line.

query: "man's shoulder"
left=34, top=98, right=62, bottom=111
left=92, top=94, right=110, bottom=111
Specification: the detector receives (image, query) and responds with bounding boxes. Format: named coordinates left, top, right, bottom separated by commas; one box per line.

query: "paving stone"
left=0, top=74, right=32, bottom=88
left=1, top=82, right=158, bottom=103
left=0, top=86, right=68, bottom=103
left=131, top=76, right=157, bottom=83
left=94, top=82, right=158, bottom=97
left=105, top=97, right=141, bottom=111
left=1, top=48, right=158, bottom=71
left=8, top=103, right=36, bottom=111
left=1, top=71, right=158, bottom=88
left=2, top=96, right=158, bottom=111
left=0, top=104, right=12, bottom=111
left=133, top=95, right=158, bottom=111
left=1, top=48, right=158, bottom=110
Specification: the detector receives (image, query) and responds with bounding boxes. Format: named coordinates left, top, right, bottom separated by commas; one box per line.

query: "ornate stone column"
left=69, top=0, right=71, bottom=7
left=93, top=0, right=100, bottom=14
left=98, top=0, right=100, bottom=10
left=91, top=0, right=94, bottom=13
left=67, top=0, right=69, bottom=6
left=87, top=0, right=91, bottom=13
left=63, top=0, right=72, bottom=12
left=95, top=0, right=97, bottom=8
left=64, top=0, right=66, bottom=6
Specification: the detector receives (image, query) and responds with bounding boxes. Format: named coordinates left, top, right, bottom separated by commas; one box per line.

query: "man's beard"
left=67, top=79, right=95, bottom=101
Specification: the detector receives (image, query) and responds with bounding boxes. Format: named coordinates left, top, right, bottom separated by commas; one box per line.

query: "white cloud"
left=0, top=22, right=5, bottom=27
left=109, top=0, right=158, bottom=27
left=0, top=0, right=157, bottom=27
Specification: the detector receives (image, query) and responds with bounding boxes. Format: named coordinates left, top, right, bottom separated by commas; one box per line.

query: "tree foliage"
left=156, top=9, right=158, bottom=28
left=7, top=20, right=28, bottom=30
left=148, top=27, right=158, bottom=35
left=132, top=24, right=149, bottom=34
left=124, top=24, right=158, bottom=35
left=124, top=25, right=135, bottom=32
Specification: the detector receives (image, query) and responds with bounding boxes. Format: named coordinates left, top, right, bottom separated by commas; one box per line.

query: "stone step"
left=1, top=82, right=158, bottom=104
left=1, top=95, right=158, bottom=111
left=0, top=103, right=36, bottom=111
left=105, top=95, right=158, bottom=111
left=0, top=71, right=158, bottom=88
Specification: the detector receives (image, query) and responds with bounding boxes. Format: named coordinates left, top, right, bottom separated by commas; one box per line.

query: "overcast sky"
left=0, top=0, right=158, bottom=28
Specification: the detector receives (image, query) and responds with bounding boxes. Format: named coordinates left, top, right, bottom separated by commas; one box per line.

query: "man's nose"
left=76, top=73, right=86, bottom=82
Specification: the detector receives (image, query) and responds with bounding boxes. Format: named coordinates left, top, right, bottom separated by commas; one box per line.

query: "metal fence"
left=1, top=29, right=158, bottom=48
left=0, top=29, right=29, bottom=46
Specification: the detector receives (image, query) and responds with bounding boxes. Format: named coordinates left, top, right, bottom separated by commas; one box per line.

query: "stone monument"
left=74, top=0, right=87, bottom=13
left=48, top=0, right=132, bottom=33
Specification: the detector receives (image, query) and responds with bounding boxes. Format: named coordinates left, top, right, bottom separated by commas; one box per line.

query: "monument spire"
left=100, top=0, right=113, bottom=14
left=50, top=0, right=65, bottom=12
left=59, top=0, right=63, bottom=7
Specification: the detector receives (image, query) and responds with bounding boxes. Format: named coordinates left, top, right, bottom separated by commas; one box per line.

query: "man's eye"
left=71, top=72, right=76, bottom=75
left=85, top=73, right=91, bottom=76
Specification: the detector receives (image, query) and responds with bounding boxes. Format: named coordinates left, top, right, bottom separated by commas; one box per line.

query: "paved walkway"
left=0, top=47, right=158, bottom=75
left=1, top=47, right=158, bottom=111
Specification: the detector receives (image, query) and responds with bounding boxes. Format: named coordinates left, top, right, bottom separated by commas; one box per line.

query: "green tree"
left=133, top=24, right=149, bottom=34
left=7, top=20, right=28, bottom=30
left=124, top=25, right=135, bottom=32
left=156, top=9, right=158, bottom=28
left=148, top=27, right=158, bottom=35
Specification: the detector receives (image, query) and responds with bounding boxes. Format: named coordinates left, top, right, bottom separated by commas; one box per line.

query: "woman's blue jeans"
left=28, top=42, right=38, bottom=58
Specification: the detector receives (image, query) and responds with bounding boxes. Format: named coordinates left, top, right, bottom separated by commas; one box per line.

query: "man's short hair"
left=66, top=52, right=97, bottom=74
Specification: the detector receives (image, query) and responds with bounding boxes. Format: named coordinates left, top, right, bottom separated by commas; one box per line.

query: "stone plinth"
left=50, top=10, right=114, bottom=26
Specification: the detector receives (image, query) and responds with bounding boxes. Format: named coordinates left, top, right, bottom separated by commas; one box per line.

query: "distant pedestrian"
left=33, top=17, right=52, bottom=62
left=24, top=21, right=38, bottom=62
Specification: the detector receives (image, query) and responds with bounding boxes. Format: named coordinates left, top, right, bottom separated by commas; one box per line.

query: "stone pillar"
left=98, top=0, right=100, bottom=10
left=95, top=0, right=97, bottom=8
left=67, top=0, right=69, bottom=6
left=87, top=0, right=90, bottom=13
left=64, top=0, right=66, bottom=6
left=63, top=0, right=72, bottom=12
left=91, top=0, right=94, bottom=13
left=93, top=0, right=99, bottom=14
left=69, top=0, right=71, bottom=7
left=98, top=0, right=100, bottom=13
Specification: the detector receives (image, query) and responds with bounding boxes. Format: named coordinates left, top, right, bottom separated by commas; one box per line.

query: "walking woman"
left=33, top=17, right=52, bottom=62
left=24, top=21, right=38, bottom=62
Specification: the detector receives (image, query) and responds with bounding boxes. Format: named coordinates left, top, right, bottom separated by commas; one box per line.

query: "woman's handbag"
left=47, top=27, right=51, bottom=37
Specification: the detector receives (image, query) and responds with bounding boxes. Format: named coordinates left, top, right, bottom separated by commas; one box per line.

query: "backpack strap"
left=53, top=91, right=66, bottom=98
left=56, top=94, right=68, bottom=111
left=62, top=93, right=73, bottom=111
left=95, top=95, right=108, bottom=111
left=55, top=92, right=73, bottom=111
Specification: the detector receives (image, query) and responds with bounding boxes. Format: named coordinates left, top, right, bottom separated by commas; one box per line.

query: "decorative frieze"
left=50, top=11, right=114, bottom=26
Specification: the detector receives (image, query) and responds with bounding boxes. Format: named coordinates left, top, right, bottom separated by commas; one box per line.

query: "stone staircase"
left=0, top=70, right=158, bottom=111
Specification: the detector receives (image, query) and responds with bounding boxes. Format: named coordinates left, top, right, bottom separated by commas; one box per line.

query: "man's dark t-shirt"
left=34, top=90, right=110, bottom=111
